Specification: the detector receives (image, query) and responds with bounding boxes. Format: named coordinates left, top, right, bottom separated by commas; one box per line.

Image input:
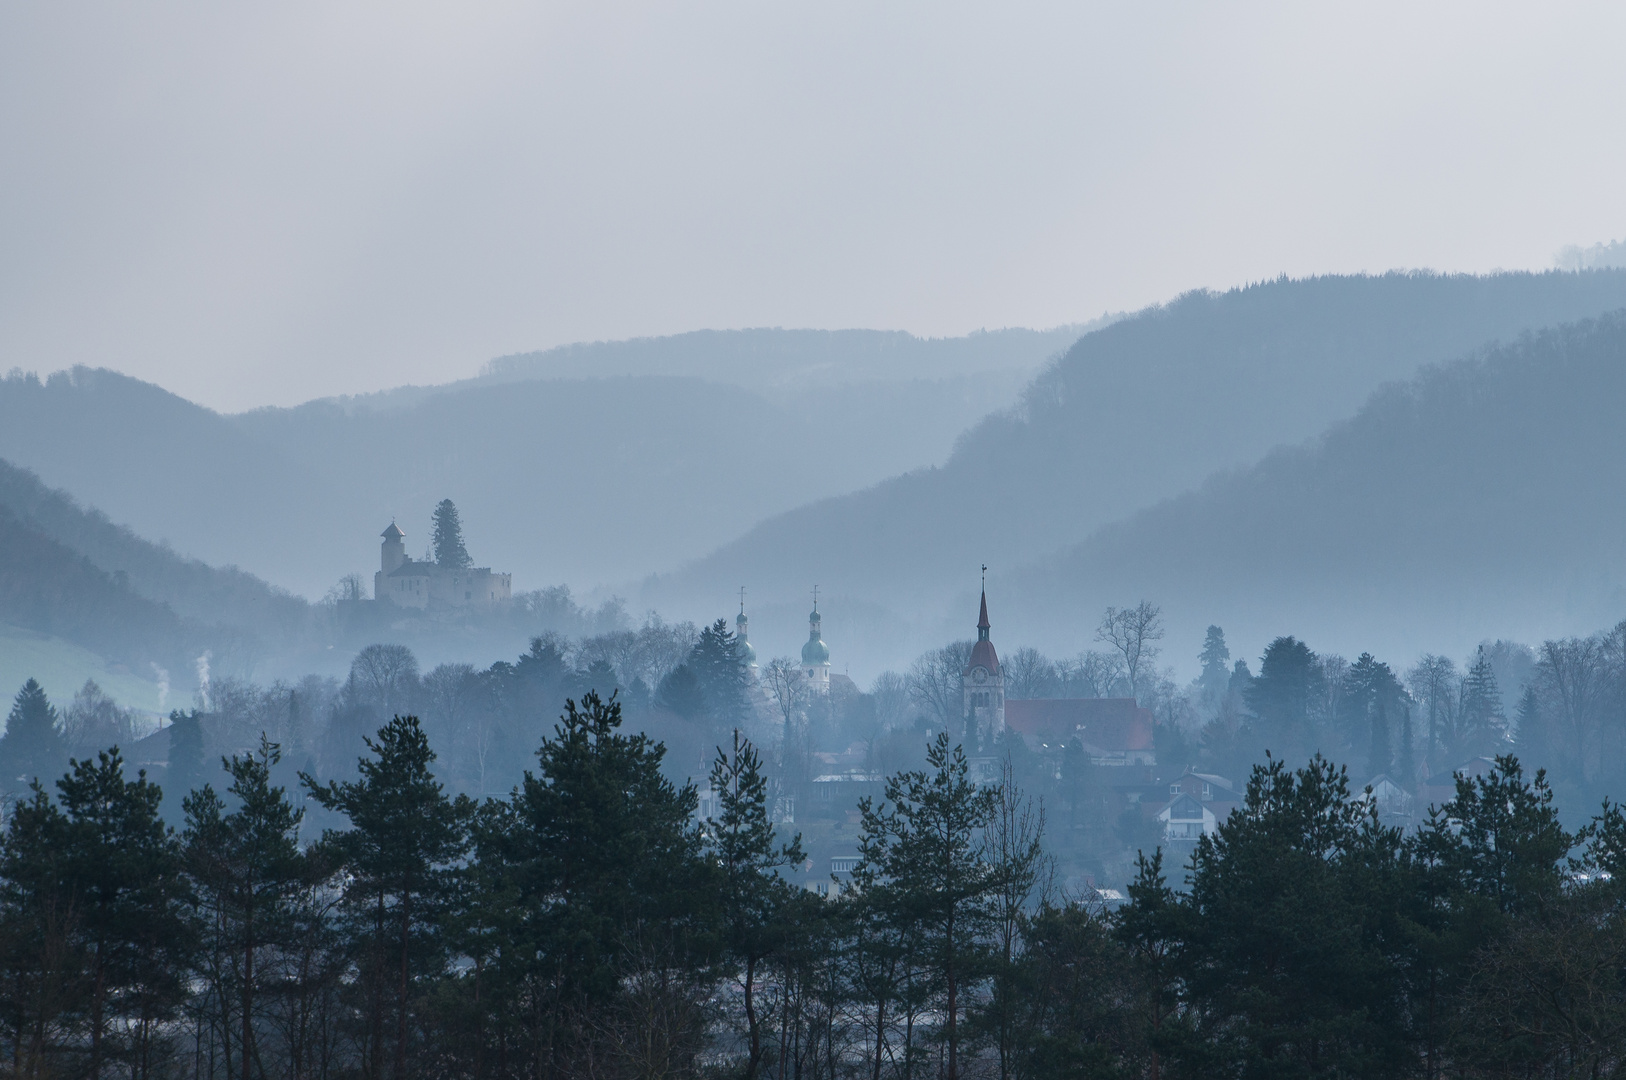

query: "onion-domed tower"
left=962, top=586, right=1005, bottom=743
left=802, top=591, right=831, bottom=692
left=735, top=589, right=758, bottom=673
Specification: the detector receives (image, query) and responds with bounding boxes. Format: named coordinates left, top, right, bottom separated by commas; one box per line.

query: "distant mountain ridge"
left=0, top=328, right=1089, bottom=601
left=651, top=271, right=1626, bottom=673
left=994, top=309, right=1626, bottom=670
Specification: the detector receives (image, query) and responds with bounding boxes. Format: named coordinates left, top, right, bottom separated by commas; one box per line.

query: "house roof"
left=1004, top=698, right=1155, bottom=751
left=382, top=522, right=405, bottom=539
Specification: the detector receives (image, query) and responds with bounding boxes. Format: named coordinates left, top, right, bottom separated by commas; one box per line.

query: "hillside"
left=0, top=328, right=1084, bottom=599
left=0, top=502, right=200, bottom=680
left=0, top=458, right=310, bottom=641
left=995, top=311, right=1626, bottom=672
left=652, top=271, right=1626, bottom=671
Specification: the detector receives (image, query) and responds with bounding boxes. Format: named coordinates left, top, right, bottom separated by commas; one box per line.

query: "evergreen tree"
left=1116, top=850, right=1180, bottom=1080
left=0, top=782, right=77, bottom=1078
left=0, top=680, right=66, bottom=793
left=184, top=737, right=313, bottom=1080
left=656, top=663, right=707, bottom=721
left=506, top=690, right=712, bottom=1068
left=1243, top=638, right=1324, bottom=761
left=1175, top=755, right=1410, bottom=1079
left=1197, top=626, right=1231, bottom=711
left=706, top=731, right=804, bottom=1080
left=1512, top=684, right=1546, bottom=768
left=430, top=500, right=472, bottom=570
left=1457, top=647, right=1506, bottom=758
left=855, top=732, right=999, bottom=1080
left=1345, top=653, right=1403, bottom=779
left=304, top=716, right=470, bottom=1080
left=56, top=748, right=192, bottom=1080
left=691, top=619, right=749, bottom=730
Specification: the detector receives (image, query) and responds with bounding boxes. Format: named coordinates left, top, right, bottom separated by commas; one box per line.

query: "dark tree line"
left=4, top=661, right=1626, bottom=1080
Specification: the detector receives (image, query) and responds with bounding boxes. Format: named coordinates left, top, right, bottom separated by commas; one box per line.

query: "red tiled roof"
left=1005, top=698, right=1155, bottom=751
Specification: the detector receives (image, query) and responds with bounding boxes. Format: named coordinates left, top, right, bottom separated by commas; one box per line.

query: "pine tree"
left=691, top=619, right=748, bottom=730
left=184, top=737, right=311, bottom=1080
left=430, top=499, right=472, bottom=570
left=304, top=716, right=470, bottom=1080
left=1244, top=638, right=1323, bottom=761
left=1345, top=653, right=1403, bottom=779
left=656, top=663, right=707, bottom=721
left=1458, top=647, right=1506, bottom=757
left=855, top=732, right=999, bottom=1080
left=1197, top=626, right=1231, bottom=712
left=56, top=748, right=192, bottom=1080
left=0, top=680, right=66, bottom=793
left=507, top=690, right=712, bottom=1070
left=707, top=731, right=804, bottom=1080
left=0, top=781, right=76, bottom=1077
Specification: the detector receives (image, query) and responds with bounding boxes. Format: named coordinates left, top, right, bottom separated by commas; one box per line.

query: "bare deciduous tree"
left=1096, top=602, right=1164, bottom=702
left=1062, top=651, right=1126, bottom=699
left=763, top=657, right=808, bottom=729
left=907, top=641, right=974, bottom=731
left=1002, top=647, right=1056, bottom=701
left=348, top=643, right=420, bottom=720
left=1406, top=654, right=1459, bottom=763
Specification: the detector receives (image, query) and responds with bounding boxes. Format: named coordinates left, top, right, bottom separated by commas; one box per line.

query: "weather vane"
left=812, top=584, right=819, bottom=612
left=981, top=563, right=987, bottom=589
left=739, top=586, right=746, bottom=616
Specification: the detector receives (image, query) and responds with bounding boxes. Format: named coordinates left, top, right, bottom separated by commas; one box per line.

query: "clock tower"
left=962, top=581, right=1005, bottom=745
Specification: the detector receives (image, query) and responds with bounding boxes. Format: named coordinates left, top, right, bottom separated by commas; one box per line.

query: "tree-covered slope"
left=0, top=458, right=309, bottom=641
left=655, top=271, right=1626, bottom=643
left=997, top=310, right=1626, bottom=669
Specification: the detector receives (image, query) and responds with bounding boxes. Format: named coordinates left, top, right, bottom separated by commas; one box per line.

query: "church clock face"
left=972, top=667, right=987, bottom=684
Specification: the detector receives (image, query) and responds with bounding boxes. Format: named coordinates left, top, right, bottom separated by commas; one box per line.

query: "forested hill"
left=0, top=459, right=310, bottom=684
left=651, top=271, right=1626, bottom=656
left=0, top=458, right=309, bottom=640
left=997, top=309, right=1626, bottom=668
left=0, top=328, right=1082, bottom=599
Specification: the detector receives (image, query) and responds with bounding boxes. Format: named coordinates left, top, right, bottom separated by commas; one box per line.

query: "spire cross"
left=739, top=586, right=746, bottom=616
left=812, top=584, right=819, bottom=612
left=981, top=564, right=987, bottom=589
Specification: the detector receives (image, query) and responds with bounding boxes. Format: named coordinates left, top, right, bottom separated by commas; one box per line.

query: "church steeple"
left=963, top=570, right=1004, bottom=744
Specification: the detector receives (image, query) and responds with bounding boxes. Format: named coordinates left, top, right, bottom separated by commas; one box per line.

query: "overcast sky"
left=3, top=2, right=1624, bottom=412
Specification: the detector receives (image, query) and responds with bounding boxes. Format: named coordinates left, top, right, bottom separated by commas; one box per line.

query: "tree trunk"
left=395, top=892, right=411, bottom=1080
left=243, top=907, right=255, bottom=1080
left=90, top=947, right=105, bottom=1080
left=744, top=953, right=761, bottom=1080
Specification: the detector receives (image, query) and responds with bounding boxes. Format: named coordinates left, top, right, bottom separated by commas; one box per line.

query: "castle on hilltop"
left=373, top=506, right=512, bottom=610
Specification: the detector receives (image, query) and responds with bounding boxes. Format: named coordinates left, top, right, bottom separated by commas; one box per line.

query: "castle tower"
left=962, top=586, right=1005, bottom=744
left=375, top=522, right=407, bottom=601
left=736, top=588, right=758, bottom=673
left=801, top=590, right=831, bottom=692
left=380, top=522, right=407, bottom=573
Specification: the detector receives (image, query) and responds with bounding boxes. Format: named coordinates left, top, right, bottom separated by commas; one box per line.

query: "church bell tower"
left=962, top=576, right=1004, bottom=745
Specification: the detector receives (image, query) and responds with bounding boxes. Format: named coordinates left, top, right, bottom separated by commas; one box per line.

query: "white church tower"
left=801, top=588, right=831, bottom=692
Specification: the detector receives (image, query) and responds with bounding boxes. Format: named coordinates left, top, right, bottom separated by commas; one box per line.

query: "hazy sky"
left=4, top=2, right=1624, bottom=412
